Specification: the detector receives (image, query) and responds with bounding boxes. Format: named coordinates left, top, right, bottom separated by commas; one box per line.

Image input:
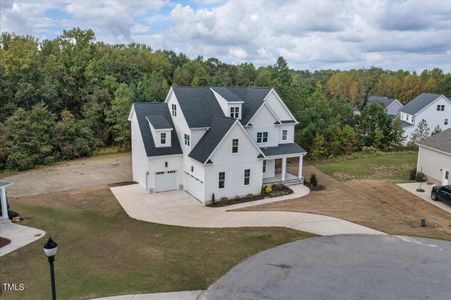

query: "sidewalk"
left=92, top=290, right=204, bottom=300
left=0, top=222, right=45, bottom=257
left=110, top=184, right=384, bottom=236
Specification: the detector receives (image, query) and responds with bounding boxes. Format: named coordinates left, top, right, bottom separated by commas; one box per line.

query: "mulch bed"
left=108, top=181, right=137, bottom=187
left=0, top=237, right=11, bottom=248
left=208, top=184, right=293, bottom=207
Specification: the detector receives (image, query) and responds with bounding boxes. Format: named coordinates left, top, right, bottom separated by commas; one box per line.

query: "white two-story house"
left=399, top=93, right=451, bottom=142
left=128, top=87, right=306, bottom=205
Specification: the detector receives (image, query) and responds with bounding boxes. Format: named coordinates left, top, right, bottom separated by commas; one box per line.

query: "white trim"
left=416, top=143, right=451, bottom=156
left=264, top=153, right=306, bottom=160
left=191, top=127, right=211, bottom=130
left=203, top=120, right=266, bottom=164
left=245, top=102, right=281, bottom=126
left=127, top=105, right=135, bottom=121
left=149, top=153, right=183, bottom=159
left=163, top=87, right=175, bottom=104
left=265, top=88, right=298, bottom=123
left=414, top=95, right=451, bottom=116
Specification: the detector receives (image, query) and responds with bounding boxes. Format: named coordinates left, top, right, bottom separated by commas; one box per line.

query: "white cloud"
left=2, top=0, right=451, bottom=71
left=229, top=47, right=247, bottom=60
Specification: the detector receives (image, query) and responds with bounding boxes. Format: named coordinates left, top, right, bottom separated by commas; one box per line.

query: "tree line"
left=1, top=28, right=449, bottom=170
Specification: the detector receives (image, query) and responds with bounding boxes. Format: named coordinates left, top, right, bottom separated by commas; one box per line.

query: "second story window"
left=184, top=134, right=190, bottom=146
left=437, top=104, right=445, bottom=111
left=230, top=106, right=239, bottom=119
left=232, top=139, right=239, bottom=153
left=172, top=104, right=177, bottom=116
left=257, top=132, right=268, bottom=143
left=282, top=130, right=287, bottom=141
left=160, top=132, right=166, bottom=144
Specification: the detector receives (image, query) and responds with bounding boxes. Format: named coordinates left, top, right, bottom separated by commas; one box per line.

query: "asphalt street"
left=204, top=235, right=451, bottom=300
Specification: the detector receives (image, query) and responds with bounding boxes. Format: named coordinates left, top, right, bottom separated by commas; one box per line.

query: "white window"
left=160, top=132, right=166, bottom=144
left=232, top=139, right=239, bottom=153
left=218, top=172, right=225, bottom=189
left=257, top=132, right=268, bottom=143
left=184, top=134, right=190, bottom=146
left=282, top=130, right=287, bottom=140
left=230, top=106, right=239, bottom=119
left=262, top=160, right=266, bottom=173
left=171, top=104, right=177, bottom=116
left=437, top=104, right=445, bottom=111
left=244, top=169, right=250, bottom=185
left=445, top=119, right=449, bottom=125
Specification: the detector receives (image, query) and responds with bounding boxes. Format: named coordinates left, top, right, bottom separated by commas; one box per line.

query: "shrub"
left=415, top=172, right=426, bottom=182
left=310, top=173, right=318, bottom=188
left=246, top=193, right=254, bottom=199
left=6, top=152, right=36, bottom=171
left=409, top=168, right=417, bottom=180
left=220, top=197, right=228, bottom=203
left=362, top=146, right=377, bottom=154
left=211, top=193, right=215, bottom=205
left=264, top=185, right=273, bottom=194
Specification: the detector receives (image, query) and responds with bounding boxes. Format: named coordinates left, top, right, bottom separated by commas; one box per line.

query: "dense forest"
left=1, top=28, right=450, bottom=171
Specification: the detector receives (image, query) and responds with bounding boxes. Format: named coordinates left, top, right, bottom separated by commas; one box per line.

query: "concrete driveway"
left=203, top=235, right=451, bottom=300
left=398, top=182, right=451, bottom=214
left=110, top=184, right=383, bottom=236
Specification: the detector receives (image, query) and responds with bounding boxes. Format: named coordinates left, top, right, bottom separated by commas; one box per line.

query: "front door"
left=442, top=168, right=449, bottom=186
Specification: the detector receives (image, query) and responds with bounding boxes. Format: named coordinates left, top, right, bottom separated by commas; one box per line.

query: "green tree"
left=310, top=133, right=327, bottom=159
left=409, top=119, right=430, bottom=145
left=106, top=84, right=133, bottom=148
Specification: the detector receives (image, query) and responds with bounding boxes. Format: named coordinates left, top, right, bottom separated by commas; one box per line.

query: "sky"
left=1, top=0, right=451, bottom=72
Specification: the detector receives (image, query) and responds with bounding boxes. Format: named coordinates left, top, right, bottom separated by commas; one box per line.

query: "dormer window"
left=160, top=132, right=166, bottom=144
left=230, top=106, right=240, bottom=119
left=437, top=105, right=445, bottom=111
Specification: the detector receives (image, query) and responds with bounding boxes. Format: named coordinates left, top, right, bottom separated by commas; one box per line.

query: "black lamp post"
left=43, top=237, right=58, bottom=300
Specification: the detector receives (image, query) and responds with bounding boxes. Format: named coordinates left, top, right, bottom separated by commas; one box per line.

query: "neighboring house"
left=416, top=128, right=451, bottom=185
left=128, top=87, right=306, bottom=205
left=399, top=93, right=451, bottom=142
left=353, top=95, right=403, bottom=116
left=367, top=96, right=403, bottom=116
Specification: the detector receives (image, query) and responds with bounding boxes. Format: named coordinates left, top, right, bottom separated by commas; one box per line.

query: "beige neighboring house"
left=416, top=128, right=451, bottom=185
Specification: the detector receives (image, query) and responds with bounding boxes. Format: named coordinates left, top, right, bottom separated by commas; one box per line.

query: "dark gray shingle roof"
left=367, top=96, right=396, bottom=108
left=172, top=87, right=225, bottom=128
left=133, top=103, right=182, bottom=157
left=417, top=128, right=451, bottom=154
left=400, top=93, right=442, bottom=115
left=260, top=143, right=306, bottom=156
left=146, top=114, right=171, bottom=129
left=172, top=87, right=273, bottom=127
left=188, top=116, right=236, bottom=163
left=401, top=120, right=414, bottom=128
left=211, top=87, right=243, bottom=102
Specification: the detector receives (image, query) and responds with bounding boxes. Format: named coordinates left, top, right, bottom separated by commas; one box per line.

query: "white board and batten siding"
left=417, top=146, right=451, bottom=184
left=246, top=104, right=279, bottom=147
left=204, top=124, right=263, bottom=202
left=130, top=109, right=149, bottom=188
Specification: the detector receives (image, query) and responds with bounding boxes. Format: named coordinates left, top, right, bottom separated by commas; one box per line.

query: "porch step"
left=284, top=178, right=303, bottom=186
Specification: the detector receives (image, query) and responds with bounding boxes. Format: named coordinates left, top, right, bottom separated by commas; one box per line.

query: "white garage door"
left=155, top=170, right=177, bottom=192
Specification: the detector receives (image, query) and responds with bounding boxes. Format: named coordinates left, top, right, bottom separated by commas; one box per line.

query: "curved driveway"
left=204, top=235, right=451, bottom=300
left=110, top=184, right=383, bottom=236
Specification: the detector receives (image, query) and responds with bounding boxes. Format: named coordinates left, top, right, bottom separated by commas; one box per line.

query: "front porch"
left=262, top=155, right=304, bottom=184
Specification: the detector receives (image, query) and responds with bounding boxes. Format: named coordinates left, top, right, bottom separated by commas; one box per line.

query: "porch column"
left=298, top=155, right=303, bottom=179
left=281, top=157, right=287, bottom=182
left=1, top=187, right=8, bottom=221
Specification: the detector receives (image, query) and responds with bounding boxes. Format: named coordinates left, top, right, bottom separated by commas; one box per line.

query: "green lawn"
left=0, top=187, right=311, bottom=300
left=314, top=151, right=418, bottom=182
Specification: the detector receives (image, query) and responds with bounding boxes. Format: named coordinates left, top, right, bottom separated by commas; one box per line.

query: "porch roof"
left=260, top=143, right=306, bottom=157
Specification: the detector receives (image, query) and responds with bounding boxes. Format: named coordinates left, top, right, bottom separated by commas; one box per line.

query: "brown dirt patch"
left=238, top=163, right=451, bottom=241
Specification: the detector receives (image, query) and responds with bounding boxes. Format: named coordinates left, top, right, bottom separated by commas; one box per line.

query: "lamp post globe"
left=43, top=237, right=58, bottom=300
left=44, top=237, right=58, bottom=259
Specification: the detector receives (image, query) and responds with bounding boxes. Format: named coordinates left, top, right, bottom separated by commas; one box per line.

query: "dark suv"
left=431, top=185, right=451, bottom=203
